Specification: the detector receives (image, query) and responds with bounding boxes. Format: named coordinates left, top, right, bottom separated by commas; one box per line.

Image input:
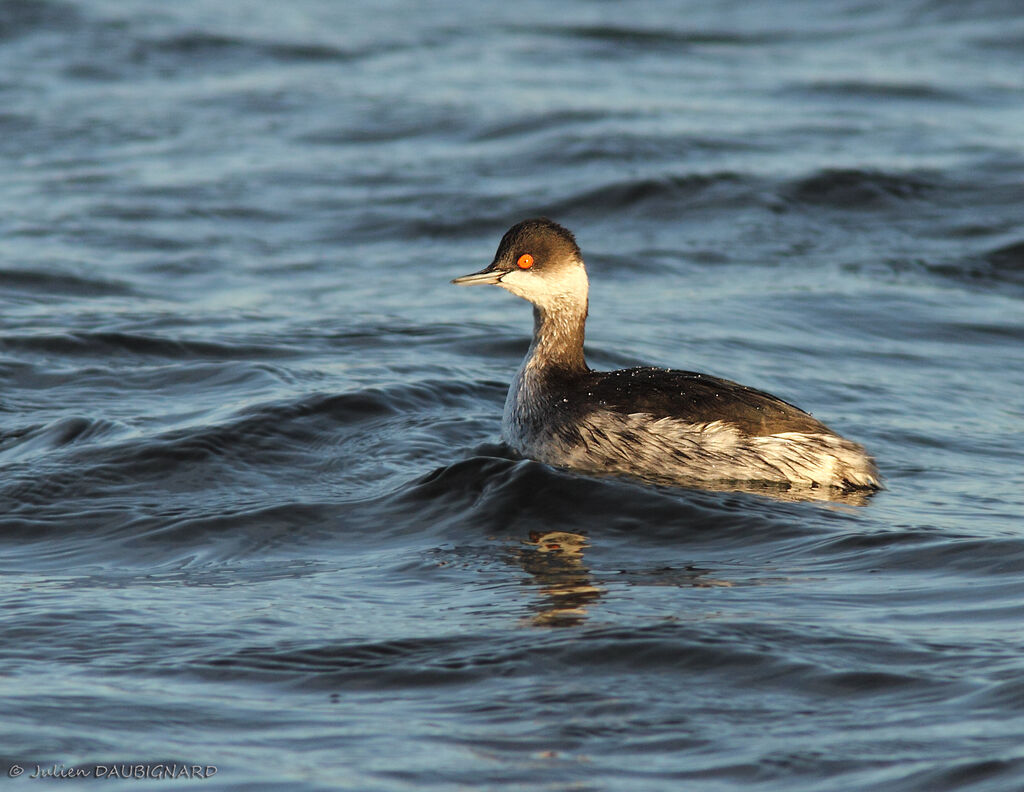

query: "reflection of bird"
left=454, top=218, right=880, bottom=493
left=519, top=531, right=600, bottom=628
left=528, top=530, right=589, bottom=556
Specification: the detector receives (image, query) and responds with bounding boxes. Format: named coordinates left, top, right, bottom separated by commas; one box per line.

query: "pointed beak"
left=451, top=265, right=503, bottom=286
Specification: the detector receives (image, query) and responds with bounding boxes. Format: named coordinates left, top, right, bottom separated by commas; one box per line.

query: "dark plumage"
left=571, top=367, right=830, bottom=436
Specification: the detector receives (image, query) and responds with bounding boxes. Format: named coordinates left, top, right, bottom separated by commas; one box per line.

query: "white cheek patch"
left=499, top=262, right=589, bottom=312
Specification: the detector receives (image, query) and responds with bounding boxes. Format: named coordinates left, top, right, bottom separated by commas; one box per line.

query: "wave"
left=544, top=172, right=750, bottom=218
left=0, top=269, right=136, bottom=299
left=790, top=79, right=965, bottom=103
left=983, top=239, right=1024, bottom=278
left=910, top=238, right=1024, bottom=297
left=436, top=167, right=948, bottom=230
left=0, top=416, right=123, bottom=464
left=400, top=450, right=824, bottom=543
left=469, top=108, right=620, bottom=144
left=0, top=378, right=503, bottom=541
left=144, top=31, right=353, bottom=64
left=190, top=618, right=955, bottom=700
left=0, top=332, right=299, bottom=360
left=37, top=12, right=380, bottom=86
left=783, top=168, right=937, bottom=208
left=916, top=0, right=1024, bottom=23
left=0, top=0, right=79, bottom=42
left=197, top=634, right=489, bottom=686
left=522, top=23, right=784, bottom=51
left=897, top=758, right=1024, bottom=792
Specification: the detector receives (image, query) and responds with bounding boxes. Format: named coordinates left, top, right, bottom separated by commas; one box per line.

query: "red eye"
left=517, top=254, right=534, bottom=269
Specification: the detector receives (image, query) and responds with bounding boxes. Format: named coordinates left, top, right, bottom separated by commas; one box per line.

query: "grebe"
left=453, top=218, right=880, bottom=492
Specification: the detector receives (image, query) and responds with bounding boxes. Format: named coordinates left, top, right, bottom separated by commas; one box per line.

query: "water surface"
left=2, top=0, right=1023, bottom=789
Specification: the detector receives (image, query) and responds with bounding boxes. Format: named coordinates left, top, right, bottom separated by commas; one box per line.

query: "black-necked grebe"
left=453, top=218, right=880, bottom=492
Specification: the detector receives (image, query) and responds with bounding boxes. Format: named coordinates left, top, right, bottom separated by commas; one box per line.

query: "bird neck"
left=527, top=299, right=588, bottom=374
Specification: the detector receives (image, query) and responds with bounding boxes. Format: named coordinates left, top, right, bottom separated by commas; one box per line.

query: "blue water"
left=2, top=0, right=1023, bottom=789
